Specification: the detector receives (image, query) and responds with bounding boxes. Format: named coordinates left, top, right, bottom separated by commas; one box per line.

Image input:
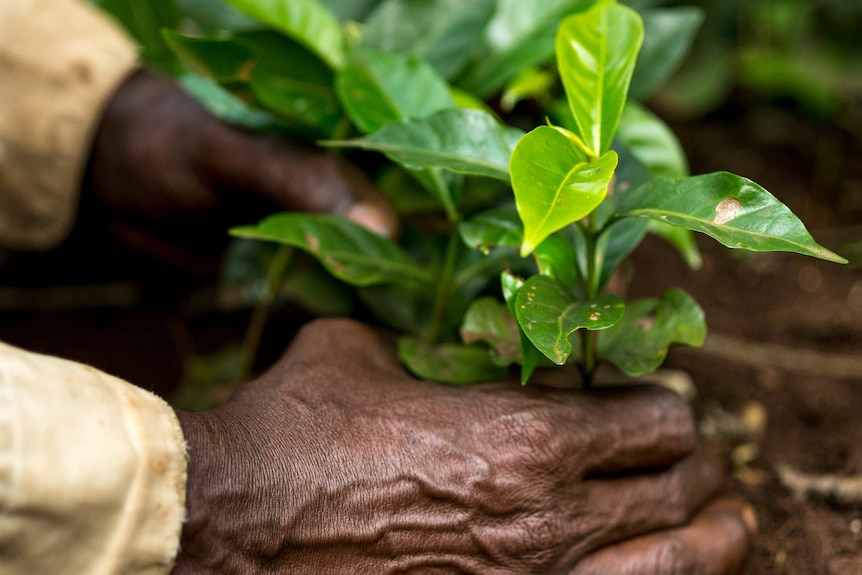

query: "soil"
left=1, top=101, right=860, bottom=573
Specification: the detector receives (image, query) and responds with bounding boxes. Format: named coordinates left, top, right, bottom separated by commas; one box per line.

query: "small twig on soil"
left=696, top=332, right=862, bottom=380
left=776, top=464, right=862, bottom=507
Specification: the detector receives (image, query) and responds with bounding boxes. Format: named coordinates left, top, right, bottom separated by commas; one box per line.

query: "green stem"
left=425, top=230, right=460, bottom=346
left=238, top=245, right=292, bottom=382
left=581, top=214, right=600, bottom=388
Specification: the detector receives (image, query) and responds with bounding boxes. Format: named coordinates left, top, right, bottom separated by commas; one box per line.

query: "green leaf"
left=515, top=275, right=624, bottom=365
left=500, top=66, right=556, bottom=112
left=629, top=7, right=704, bottom=101
left=616, top=102, right=688, bottom=178
left=162, top=30, right=253, bottom=82
left=460, top=297, right=521, bottom=365
left=457, top=0, right=597, bottom=97
left=511, top=126, right=618, bottom=256
left=177, top=74, right=275, bottom=130
left=617, top=172, right=847, bottom=263
left=596, top=217, right=649, bottom=289
left=597, top=288, right=705, bottom=376
left=501, top=271, right=543, bottom=384
left=398, top=338, right=508, bottom=385
left=557, top=0, right=643, bottom=155
left=318, top=0, right=378, bottom=21
left=95, top=0, right=181, bottom=72
left=250, top=63, right=341, bottom=136
left=458, top=204, right=523, bottom=254
left=534, top=233, right=579, bottom=292
left=335, top=50, right=454, bottom=135
left=362, top=0, right=497, bottom=80
left=327, top=109, right=524, bottom=182
left=221, top=0, right=345, bottom=69
left=230, top=213, right=432, bottom=287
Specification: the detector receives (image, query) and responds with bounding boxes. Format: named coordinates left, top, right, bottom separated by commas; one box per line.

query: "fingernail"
left=740, top=503, right=759, bottom=536
left=346, top=202, right=396, bottom=238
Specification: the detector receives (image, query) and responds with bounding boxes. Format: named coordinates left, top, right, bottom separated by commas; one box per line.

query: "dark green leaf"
left=629, top=7, right=704, bottom=101
left=617, top=172, right=847, bottom=263
left=557, top=0, right=643, bottom=156
left=457, top=0, right=597, bottom=97
left=221, top=0, right=345, bottom=68
left=615, top=102, right=688, bottom=178
left=250, top=64, right=341, bottom=135
left=511, top=126, right=617, bottom=255
left=460, top=297, right=521, bottom=365
left=363, top=0, right=497, bottom=79
left=177, top=74, right=275, bottom=129
left=596, top=217, right=649, bottom=289
left=501, top=271, right=543, bottom=384
left=176, top=0, right=258, bottom=33
left=328, top=109, right=524, bottom=182
left=162, top=30, right=253, bottom=82
left=398, top=338, right=508, bottom=384
left=335, top=50, right=454, bottom=135
left=95, top=0, right=181, bottom=72
left=459, top=204, right=522, bottom=254
left=597, top=288, right=705, bottom=376
left=230, top=213, right=432, bottom=286
left=515, top=275, right=624, bottom=365
left=534, top=233, right=579, bottom=292
left=319, top=0, right=378, bottom=21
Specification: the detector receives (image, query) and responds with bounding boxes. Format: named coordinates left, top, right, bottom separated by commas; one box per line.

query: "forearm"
left=0, top=341, right=187, bottom=574
left=0, top=0, right=137, bottom=250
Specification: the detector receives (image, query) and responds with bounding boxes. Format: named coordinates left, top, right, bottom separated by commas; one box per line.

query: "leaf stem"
left=238, top=245, right=293, bottom=382
left=425, top=230, right=461, bottom=346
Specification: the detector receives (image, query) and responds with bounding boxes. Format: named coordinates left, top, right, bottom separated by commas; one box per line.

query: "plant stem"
left=581, top=214, right=600, bottom=388
left=238, top=245, right=292, bottom=382
left=425, top=230, right=460, bottom=346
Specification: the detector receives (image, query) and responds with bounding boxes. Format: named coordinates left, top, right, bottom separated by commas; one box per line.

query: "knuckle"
left=653, top=535, right=698, bottom=575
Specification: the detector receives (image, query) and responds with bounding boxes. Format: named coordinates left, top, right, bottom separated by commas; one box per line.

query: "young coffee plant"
left=101, top=0, right=845, bottom=387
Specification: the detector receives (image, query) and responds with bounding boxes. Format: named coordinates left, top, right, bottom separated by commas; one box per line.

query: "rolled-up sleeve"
left=0, top=342, right=187, bottom=575
left=0, top=0, right=137, bottom=250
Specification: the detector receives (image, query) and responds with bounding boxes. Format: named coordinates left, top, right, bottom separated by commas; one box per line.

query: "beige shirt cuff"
left=0, top=0, right=138, bottom=250
left=0, top=342, right=187, bottom=575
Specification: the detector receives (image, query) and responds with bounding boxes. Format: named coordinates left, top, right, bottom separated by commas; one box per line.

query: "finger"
left=203, top=129, right=398, bottom=237
left=572, top=448, right=725, bottom=556
left=549, top=385, right=698, bottom=474
left=570, top=498, right=757, bottom=575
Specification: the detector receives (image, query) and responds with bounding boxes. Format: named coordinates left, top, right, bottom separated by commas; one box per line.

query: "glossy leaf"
left=221, top=0, right=345, bottom=68
left=501, top=271, right=542, bottom=384
left=398, top=338, right=508, bottom=385
left=230, top=214, right=432, bottom=287
left=458, top=204, right=523, bottom=254
left=335, top=51, right=454, bottom=135
left=616, top=102, right=688, bottom=178
left=629, top=7, right=704, bottom=101
left=457, top=0, right=597, bottom=97
left=557, top=0, right=643, bottom=155
left=515, top=275, right=624, bottom=365
left=597, top=288, right=705, bottom=376
left=617, top=172, right=847, bottom=263
left=328, top=109, right=524, bottom=182
left=162, top=30, right=253, bottom=82
left=511, top=126, right=618, bottom=256
left=460, top=297, right=521, bottom=365
left=363, top=0, right=496, bottom=79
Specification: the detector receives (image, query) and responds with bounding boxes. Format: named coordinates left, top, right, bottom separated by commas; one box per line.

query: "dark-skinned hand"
left=83, top=70, right=396, bottom=266
left=173, top=318, right=756, bottom=574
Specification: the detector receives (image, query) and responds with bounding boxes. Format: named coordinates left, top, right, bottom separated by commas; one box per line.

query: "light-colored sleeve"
left=0, top=341, right=187, bottom=575
left=0, top=0, right=138, bottom=251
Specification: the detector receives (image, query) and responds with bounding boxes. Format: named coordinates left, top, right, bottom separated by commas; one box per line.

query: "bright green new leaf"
left=501, top=271, right=543, bottom=384
left=557, top=0, right=643, bottom=155
left=511, top=126, right=618, bottom=256
left=362, top=0, right=496, bottom=80
left=221, top=0, right=345, bottom=69
left=629, top=7, right=704, bottom=101
left=616, top=102, right=688, bottom=178
left=457, top=0, right=597, bottom=97
left=398, top=338, right=508, bottom=385
left=597, top=288, right=705, bottom=376
left=458, top=204, right=523, bottom=254
left=515, top=275, right=624, bottom=365
left=230, top=214, right=432, bottom=287
left=460, top=297, right=521, bottom=365
left=335, top=51, right=455, bottom=135
left=162, top=30, right=253, bottom=82
left=617, top=172, right=848, bottom=263
left=328, top=109, right=524, bottom=182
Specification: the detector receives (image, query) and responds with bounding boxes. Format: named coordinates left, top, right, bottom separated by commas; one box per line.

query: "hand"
left=83, top=70, right=396, bottom=260
left=173, top=319, right=755, bottom=574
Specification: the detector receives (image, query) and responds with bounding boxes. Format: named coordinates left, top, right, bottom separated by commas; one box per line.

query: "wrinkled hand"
left=83, top=70, right=395, bottom=257
left=173, top=319, right=755, bottom=574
